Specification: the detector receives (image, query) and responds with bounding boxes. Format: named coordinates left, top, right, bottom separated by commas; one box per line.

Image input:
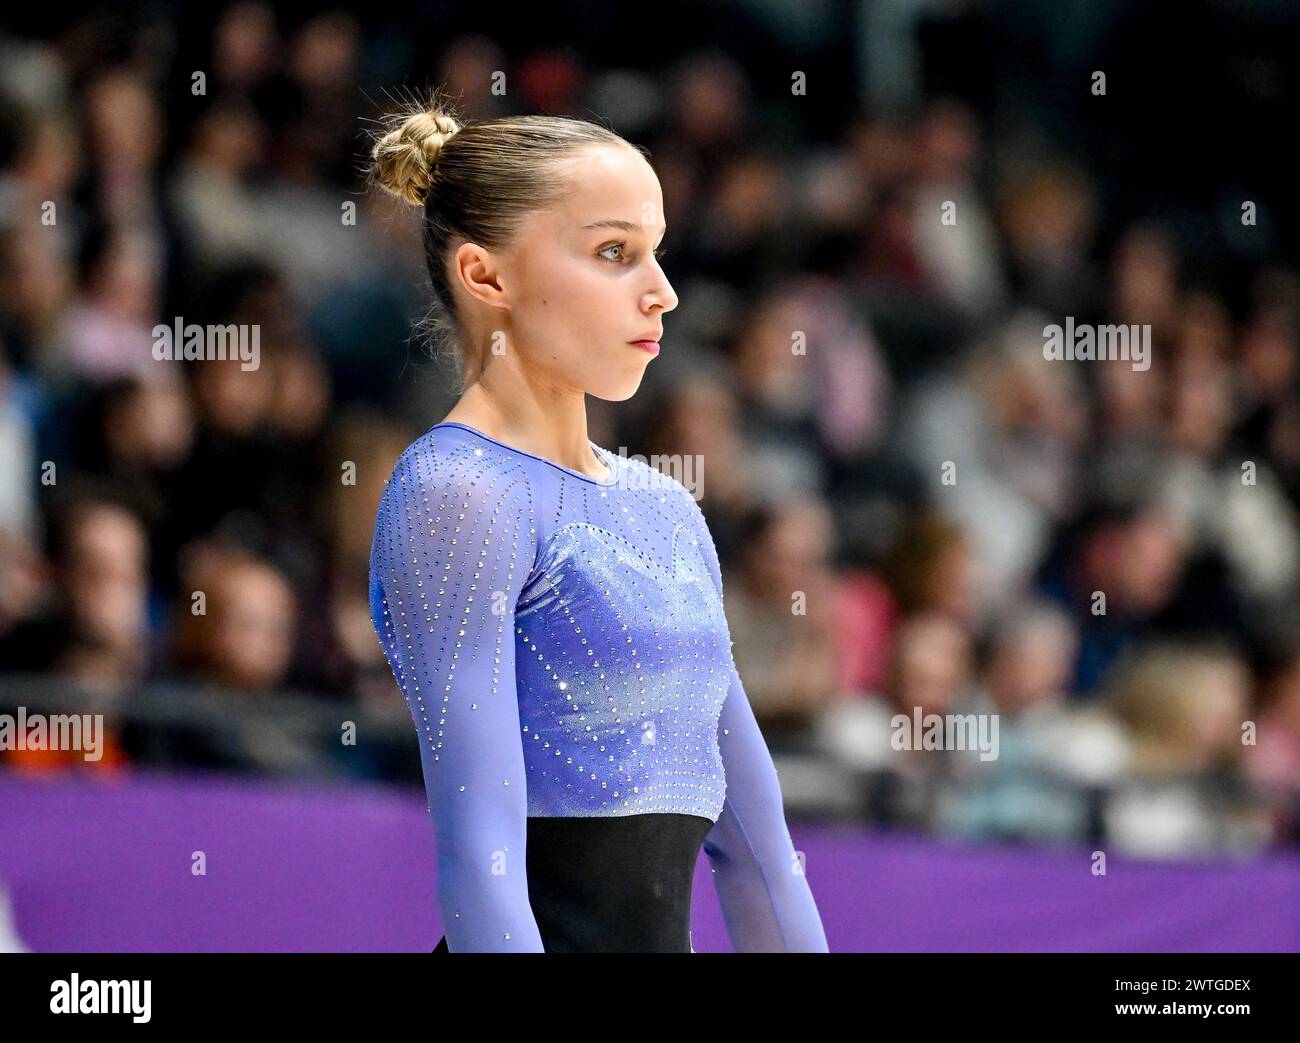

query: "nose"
left=643, top=270, right=679, bottom=314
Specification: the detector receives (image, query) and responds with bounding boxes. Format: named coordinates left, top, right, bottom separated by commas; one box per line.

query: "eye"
left=597, top=241, right=669, bottom=264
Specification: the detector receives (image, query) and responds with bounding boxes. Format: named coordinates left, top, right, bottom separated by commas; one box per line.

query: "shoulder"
left=626, top=460, right=717, bottom=559
left=620, top=454, right=703, bottom=515
left=620, top=455, right=719, bottom=560
left=382, top=426, right=538, bottom=519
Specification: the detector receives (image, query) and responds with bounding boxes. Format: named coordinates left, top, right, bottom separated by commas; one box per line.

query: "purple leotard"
left=369, top=421, right=829, bottom=952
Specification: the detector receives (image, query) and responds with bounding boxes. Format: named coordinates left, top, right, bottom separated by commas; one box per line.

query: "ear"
left=452, top=240, right=510, bottom=312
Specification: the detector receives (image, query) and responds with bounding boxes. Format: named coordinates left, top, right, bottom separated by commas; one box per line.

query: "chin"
left=587, top=370, right=648, bottom=402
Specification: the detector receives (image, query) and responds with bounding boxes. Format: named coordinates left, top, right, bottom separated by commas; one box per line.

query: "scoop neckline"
left=430, top=421, right=620, bottom=486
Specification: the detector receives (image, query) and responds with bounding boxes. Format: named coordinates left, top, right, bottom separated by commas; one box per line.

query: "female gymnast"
left=365, top=93, right=829, bottom=953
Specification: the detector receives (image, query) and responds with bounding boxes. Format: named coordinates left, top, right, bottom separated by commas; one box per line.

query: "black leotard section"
left=433, top=812, right=712, bottom=953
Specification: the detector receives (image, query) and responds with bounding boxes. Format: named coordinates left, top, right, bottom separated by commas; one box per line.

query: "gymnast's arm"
left=370, top=444, right=545, bottom=952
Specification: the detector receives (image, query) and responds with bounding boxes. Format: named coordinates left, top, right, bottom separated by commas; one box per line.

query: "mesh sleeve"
left=370, top=440, right=545, bottom=951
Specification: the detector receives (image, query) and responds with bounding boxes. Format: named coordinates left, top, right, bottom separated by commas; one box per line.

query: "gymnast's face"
left=457, top=144, right=678, bottom=402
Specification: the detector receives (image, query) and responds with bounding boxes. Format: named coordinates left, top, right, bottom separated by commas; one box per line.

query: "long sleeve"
left=690, top=499, right=830, bottom=952
left=370, top=443, right=545, bottom=952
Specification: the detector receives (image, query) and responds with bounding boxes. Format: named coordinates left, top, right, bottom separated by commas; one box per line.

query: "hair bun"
left=371, top=110, right=462, bottom=206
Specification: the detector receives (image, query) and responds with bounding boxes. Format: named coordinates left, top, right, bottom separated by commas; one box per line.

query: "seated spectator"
left=724, top=497, right=841, bottom=742
left=1100, top=643, right=1272, bottom=856
left=167, top=543, right=297, bottom=693
left=934, top=600, right=1127, bottom=844
left=1246, top=629, right=1300, bottom=842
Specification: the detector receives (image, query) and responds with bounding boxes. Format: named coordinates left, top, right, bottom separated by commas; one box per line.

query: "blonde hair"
left=366, top=89, right=643, bottom=390
left=1102, top=642, right=1248, bottom=775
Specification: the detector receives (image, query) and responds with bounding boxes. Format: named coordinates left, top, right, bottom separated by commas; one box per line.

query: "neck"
left=441, top=366, right=605, bottom=478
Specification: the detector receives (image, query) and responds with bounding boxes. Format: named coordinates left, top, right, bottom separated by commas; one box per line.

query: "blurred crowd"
left=1, top=3, right=1298, bottom=857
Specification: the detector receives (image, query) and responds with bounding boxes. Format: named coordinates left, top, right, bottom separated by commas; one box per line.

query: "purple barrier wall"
left=0, top=770, right=1296, bottom=952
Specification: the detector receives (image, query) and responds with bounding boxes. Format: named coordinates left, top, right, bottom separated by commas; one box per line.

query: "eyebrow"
left=581, top=219, right=668, bottom=236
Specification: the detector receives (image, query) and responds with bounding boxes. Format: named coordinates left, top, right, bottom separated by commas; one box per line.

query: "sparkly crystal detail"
left=369, top=423, right=734, bottom=823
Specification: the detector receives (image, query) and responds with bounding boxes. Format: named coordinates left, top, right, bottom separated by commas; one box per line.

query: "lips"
left=630, top=331, right=662, bottom=354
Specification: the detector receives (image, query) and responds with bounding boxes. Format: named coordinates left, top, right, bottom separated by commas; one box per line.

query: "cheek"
left=515, top=259, right=626, bottom=354
left=515, top=256, right=585, bottom=332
